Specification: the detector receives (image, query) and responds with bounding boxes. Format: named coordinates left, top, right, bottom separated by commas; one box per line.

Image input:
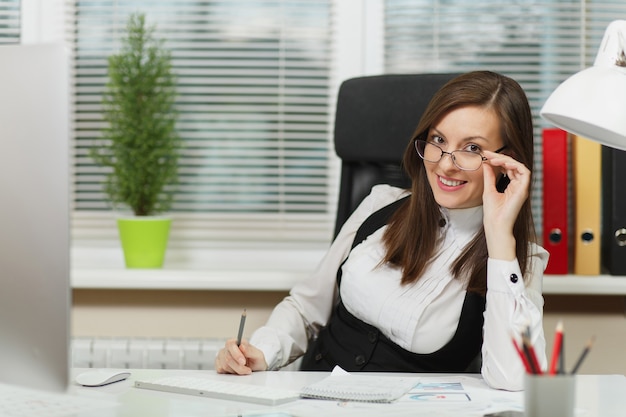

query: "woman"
left=215, top=71, right=548, bottom=391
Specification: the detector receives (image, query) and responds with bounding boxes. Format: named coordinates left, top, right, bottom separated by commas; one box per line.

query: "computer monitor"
left=0, top=43, right=70, bottom=392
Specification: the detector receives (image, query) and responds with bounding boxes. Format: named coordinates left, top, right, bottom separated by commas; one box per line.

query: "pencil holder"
left=524, top=374, right=575, bottom=417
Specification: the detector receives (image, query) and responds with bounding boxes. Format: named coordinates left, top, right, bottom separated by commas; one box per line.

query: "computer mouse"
left=75, top=369, right=131, bottom=387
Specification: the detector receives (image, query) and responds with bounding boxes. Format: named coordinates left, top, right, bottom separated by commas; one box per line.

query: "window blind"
left=383, top=0, right=626, bottom=239
left=69, top=0, right=337, bottom=244
left=0, top=0, right=19, bottom=43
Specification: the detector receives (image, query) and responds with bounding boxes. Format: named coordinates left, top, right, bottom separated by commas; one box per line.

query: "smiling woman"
left=215, top=71, right=548, bottom=392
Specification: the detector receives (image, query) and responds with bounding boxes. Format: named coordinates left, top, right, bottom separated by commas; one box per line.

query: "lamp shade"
left=541, top=20, right=626, bottom=150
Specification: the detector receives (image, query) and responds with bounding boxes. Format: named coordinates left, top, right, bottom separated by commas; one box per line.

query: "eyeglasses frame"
left=414, top=139, right=507, bottom=171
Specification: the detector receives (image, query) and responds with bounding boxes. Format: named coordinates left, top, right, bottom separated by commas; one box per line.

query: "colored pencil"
left=522, top=334, right=542, bottom=375
left=571, top=335, right=595, bottom=374
left=549, top=321, right=564, bottom=375
left=512, top=335, right=532, bottom=373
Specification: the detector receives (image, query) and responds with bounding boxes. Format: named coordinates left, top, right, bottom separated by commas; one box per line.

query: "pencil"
left=512, top=335, right=532, bottom=373
left=571, top=335, right=595, bottom=374
left=549, top=320, right=564, bottom=375
left=236, top=309, right=247, bottom=346
left=522, top=334, right=542, bottom=375
left=558, top=333, right=565, bottom=374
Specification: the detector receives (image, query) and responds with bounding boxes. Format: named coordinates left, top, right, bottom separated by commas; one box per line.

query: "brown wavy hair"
left=381, top=71, right=536, bottom=295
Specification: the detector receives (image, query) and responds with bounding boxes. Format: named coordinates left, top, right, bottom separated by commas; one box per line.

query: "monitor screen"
left=0, top=43, right=70, bottom=392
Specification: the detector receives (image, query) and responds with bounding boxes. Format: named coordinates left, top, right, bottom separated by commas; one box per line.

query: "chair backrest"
left=333, top=73, right=461, bottom=236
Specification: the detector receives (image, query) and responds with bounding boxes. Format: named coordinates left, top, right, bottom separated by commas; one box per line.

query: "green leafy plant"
left=91, top=13, right=180, bottom=216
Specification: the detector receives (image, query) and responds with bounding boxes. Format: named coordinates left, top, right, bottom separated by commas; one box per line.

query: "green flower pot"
left=117, top=217, right=171, bottom=268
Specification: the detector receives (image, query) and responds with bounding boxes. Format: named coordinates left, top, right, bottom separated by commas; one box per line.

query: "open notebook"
left=299, top=366, right=419, bottom=403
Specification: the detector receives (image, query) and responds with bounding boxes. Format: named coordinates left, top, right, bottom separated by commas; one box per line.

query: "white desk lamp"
left=541, top=20, right=626, bottom=150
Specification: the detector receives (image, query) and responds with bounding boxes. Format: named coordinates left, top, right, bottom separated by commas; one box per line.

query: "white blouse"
left=340, top=204, right=483, bottom=354
left=250, top=184, right=549, bottom=391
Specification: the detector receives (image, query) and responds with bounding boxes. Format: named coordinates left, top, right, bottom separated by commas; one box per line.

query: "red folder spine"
left=542, top=128, right=569, bottom=274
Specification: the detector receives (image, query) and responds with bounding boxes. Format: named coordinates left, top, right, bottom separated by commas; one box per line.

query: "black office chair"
left=332, top=73, right=461, bottom=237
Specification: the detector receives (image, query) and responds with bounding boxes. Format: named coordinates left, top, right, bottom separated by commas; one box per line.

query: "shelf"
left=71, top=268, right=306, bottom=291
left=70, top=245, right=322, bottom=291
left=70, top=268, right=626, bottom=295
left=70, top=245, right=626, bottom=295
left=543, top=275, right=626, bottom=295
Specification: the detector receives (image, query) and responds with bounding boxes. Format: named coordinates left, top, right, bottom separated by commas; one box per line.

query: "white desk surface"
left=68, top=368, right=626, bottom=417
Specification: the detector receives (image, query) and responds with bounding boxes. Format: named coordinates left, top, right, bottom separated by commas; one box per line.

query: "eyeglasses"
left=414, top=139, right=506, bottom=171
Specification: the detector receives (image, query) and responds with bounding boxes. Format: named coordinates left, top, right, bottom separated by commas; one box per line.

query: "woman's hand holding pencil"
left=215, top=309, right=269, bottom=375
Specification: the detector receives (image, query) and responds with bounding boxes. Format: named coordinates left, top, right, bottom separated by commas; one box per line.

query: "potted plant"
left=91, top=13, right=181, bottom=268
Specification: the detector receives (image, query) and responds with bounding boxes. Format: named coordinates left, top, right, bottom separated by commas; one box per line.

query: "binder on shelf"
left=572, top=135, right=602, bottom=275
left=542, top=128, right=569, bottom=274
left=601, top=146, right=626, bottom=275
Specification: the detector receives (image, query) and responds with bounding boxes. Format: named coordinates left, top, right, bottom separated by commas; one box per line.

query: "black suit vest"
left=300, top=197, right=485, bottom=372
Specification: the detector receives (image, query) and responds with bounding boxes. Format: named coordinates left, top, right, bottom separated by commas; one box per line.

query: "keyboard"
left=134, top=375, right=301, bottom=406
left=0, top=383, right=116, bottom=417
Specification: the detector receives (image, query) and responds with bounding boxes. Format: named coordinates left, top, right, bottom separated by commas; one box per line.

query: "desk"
left=70, top=369, right=626, bottom=417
